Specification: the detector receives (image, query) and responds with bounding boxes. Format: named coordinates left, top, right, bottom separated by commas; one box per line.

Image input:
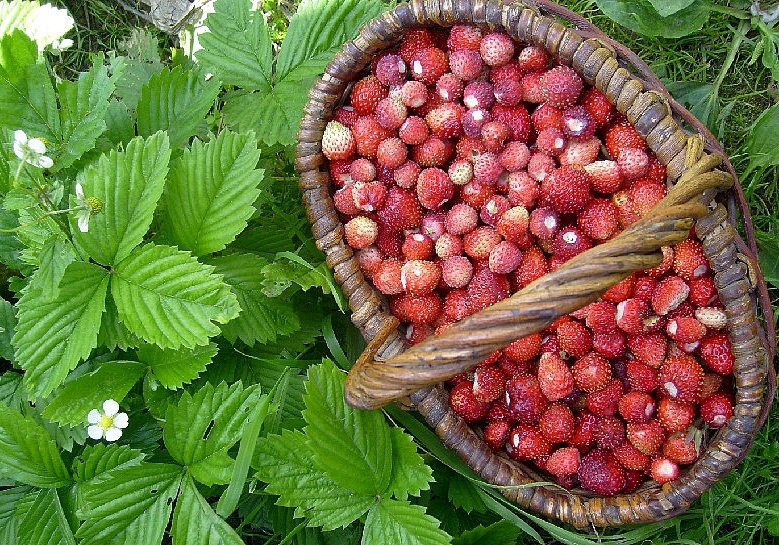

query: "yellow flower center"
left=86, top=196, right=103, bottom=215
left=100, top=415, right=114, bottom=429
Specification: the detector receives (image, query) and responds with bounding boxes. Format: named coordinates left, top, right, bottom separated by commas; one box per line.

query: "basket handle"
left=344, top=150, right=733, bottom=410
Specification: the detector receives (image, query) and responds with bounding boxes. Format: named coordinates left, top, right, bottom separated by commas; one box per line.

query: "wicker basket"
left=295, top=0, right=777, bottom=528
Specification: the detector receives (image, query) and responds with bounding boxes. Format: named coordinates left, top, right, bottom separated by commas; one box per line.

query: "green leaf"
left=14, top=201, right=66, bottom=268
left=745, top=102, right=779, bottom=176
left=254, top=429, right=376, bottom=529
left=0, top=486, right=30, bottom=544
left=0, top=30, right=59, bottom=141
left=646, top=0, right=696, bottom=17
left=197, top=0, right=273, bottom=90
left=97, top=292, right=140, bottom=351
left=35, top=237, right=75, bottom=301
left=0, top=401, right=71, bottom=488
left=386, top=427, right=433, bottom=501
left=76, top=463, right=182, bottom=545
left=136, top=66, right=220, bottom=149
left=163, top=381, right=259, bottom=485
left=108, top=39, right=165, bottom=112
left=303, top=361, right=392, bottom=495
left=72, top=443, right=145, bottom=482
left=756, top=232, right=779, bottom=289
left=17, top=488, right=76, bottom=545
left=171, top=474, right=244, bottom=545
left=0, top=372, right=23, bottom=411
left=363, top=499, right=450, bottom=545
left=112, top=243, right=239, bottom=349
left=594, top=0, right=710, bottom=38
left=451, top=521, right=521, bottom=545
left=41, top=361, right=145, bottom=426
left=56, top=60, right=115, bottom=170
left=210, top=253, right=299, bottom=346
left=103, top=99, right=135, bottom=147
left=13, top=261, right=109, bottom=400
left=138, top=343, right=217, bottom=389
left=0, top=297, right=15, bottom=361
left=71, top=132, right=171, bottom=266
left=161, top=129, right=263, bottom=256
left=0, top=209, right=25, bottom=270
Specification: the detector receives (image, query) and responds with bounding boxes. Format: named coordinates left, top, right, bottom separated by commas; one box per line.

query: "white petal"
left=75, top=182, right=85, bottom=199
left=87, top=425, right=104, bottom=439
left=87, top=409, right=101, bottom=424
left=103, top=399, right=119, bottom=416
left=113, top=412, right=129, bottom=429
left=12, top=141, right=24, bottom=161
left=27, top=138, right=46, bottom=154
left=33, top=155, right=54, bottom=169
left=104, top=427, right=123, bottom=442
left=77, top=213, right=89, bottom=232
left=60, top=38, right=73, bottom=49
left=13, top=130, right=27, bottom=145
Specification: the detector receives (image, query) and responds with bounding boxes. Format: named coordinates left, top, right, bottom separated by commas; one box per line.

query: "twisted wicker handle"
left=345, top=152, right=733, bottom=409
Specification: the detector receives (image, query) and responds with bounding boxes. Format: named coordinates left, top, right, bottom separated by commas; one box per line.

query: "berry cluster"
left=321, top=24, right=736, bottom=495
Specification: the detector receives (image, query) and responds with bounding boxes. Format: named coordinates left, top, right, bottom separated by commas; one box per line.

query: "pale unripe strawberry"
left=344, top=216, right=378, bottom=249
left=321, top=120, right=356, bottom=160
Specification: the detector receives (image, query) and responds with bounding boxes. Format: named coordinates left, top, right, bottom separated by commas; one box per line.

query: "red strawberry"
left=488, top=240, right=523, bottom=274
left=463, top=81, right=495, bottom=110
left=398, top=28, right=436, bottom=63
left=651, top=275, right=690, bottom=315
left=473, top=151, right=505, bottom=184
left=400, top=259, right=441, bottom=294
left=585, top=378, right=624, bottom=417
left=496, top=205, right=530, bottom=243
left=503, top=333, right=543, bottom=362
left=602, top=274, right=636, bottom=304
left=632, top=276, right=657, bottom=302
left=436, top=73, right=464, bottom=102
left=460, top=178, right=497, bottom=209
left=356, top=246, right=383, bottom=278
left=449, top=49, right=483, bottom=81
left=612, top=441, right=650, bottom=471
left=376, top=187, right=423, bottom=232
left=506, top=424, right=552, bottom=461
left=402, top=232, right=434, bottom=261
left=506, top=373, right=549, bottom=425
left=442, top=288, right=470, bottom=321
left=372, top=258, right=404, bottom=294
left=616, top=298, right=652, bottom=335
left=447, top=24, right=482, bottom=51
left=463, top=225, right=502, bottom=261
left=334, top=184, right=360, bottom=214
left=483, top=420, right=512, bottom=451
left=528, top=206, right=560, bottom=240
left=491, top=103, right=532, bottom=142
left=604, top=120, right=646, bottom=158
left=390, top=293, right=443, bottom=324
left=673, top=239, right=709, bottom=281
left=612, top=190, right=640, bottom=228
left=440, top=255, right=472, bottom=288
left=481, top=121, right=512, bottom=152
left=497, top=142, right=531, bottom=173
left=473, top=365, right=508, bottom=402
left=351, top=115, right=394, bottom=158
left=376, top=137, right=408, bottom=169
left=539, top=403, right=575, bottom=443
left=539, top=65, right=583, bottom=108
left=535, top=127, right=568, bottom=156
left=557, top=320, right=593, bottom=359
left=618, top=391, right=656, bottom=423
left=699, top=332, right=735, bottom=375
left=400, top=80, right=428, bottom=109
left=321, top=120, right=356, bottom=160
left=531, top=102, right=564, bottom=132
left=626, top=420, right=666, bottom=455
left=516, top=44, right=549, bottom=72
left=658, top=354, right=704, bottom=402
left=344, top=216, right=378, bottom=249
left=568, top=410, right=597, bottom=453
left=546, top=446, right=580, bottom=478
left=627, top=332, right=667, bottom=368
left=350, top=76, right=388, bottom=115
left=666, top=316, right=706, bottom=344
left=410, top=47, right=449, bottom=85
left=592, top=330, right=627, bottom=358
left=688, top=275, right=718, bottom=307
left=510, top=245, right=549, bottom=289
left=527, top=151, right=556, bottom=182
left=449, top=380, right=489, bottom=422
left=538, top=352, right=575, bottom=401
left=572, top=352, right=612, bottom=393
left=593, top=415, right=627, bottom=449
left=584, top=301, right=618, bottom=334
left=539, top=165, right=592, bottom=214
left=561, top=105, right=596, bottom=141
left=520, top=70, right=545, bottom=103
left=420, top=210, right=447, bottom=241
left=626, top=360, right=659, bottom=392
left=494, top=79, right=524, bottom=107
left=416, top=167, right=454, bottom=209
left=580, top=87, right=615, bottom=128
left=650, top=457, right=679, bottom=484
left=479, top=32, right=515, bottom=66
left=616, top=147, right=649, bottom=181
left=333, top=105, right=359, bottom=128
left=578, top=448, right=626, bottom=495
left=578, top=198, right=620, bottom=240
left=584, top=160, right=623, bottom=194
left=553, top=226, right=593, bottom=261
left=656, top=397, right=696, bottom=433
left=662, top=430, right=702, bottom=465
left=698, top=371, right=724, bottom=402
left=628, top=177, right=666, bottom=216
left=412, top=136, right=454, bottom=167
left=558, top=136, right=601, bottom=168
left=699, top=391, right=734, bottom=428
left=373, top=52, right=407, bottom=85
left=465, top=264, right=510, bottom=314
left=426, top=102, right=465, bottom=138
left=644, top=246, right=674, bottom=279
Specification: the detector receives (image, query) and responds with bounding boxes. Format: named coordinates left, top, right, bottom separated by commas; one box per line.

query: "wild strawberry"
left=510, top=245, right=548, bottom=289
left=592, top=330, right=625, bottom=358
left=462, top=225, right=501, bottom=261
left=553, top=226, right=593, bottom=261
left=625, top=360, right=659, bottom=393
left=506, top=373, right=549, bottom=425
left=526, top=207, right=558, bottom=241
left=527, top=151, right=556, bottom=182
left=578, top=448, right=626, bottom=495
left=539, top=166, right=592, bottom=214
left=559, top=136, right=601, bottom=168
left=412, top=135, right=454, bottom=167
left=557, top=320, right=592, bottom=359
left=611, top=190, right=640, bottom=228
left=632, top=276, right=657, bottom=302
left=517, top=44, right=549, bottom=72
left=650, top=457, right=679, bottom=484
left=537, top=352, right=575, bottom=401
left=580, top=87, right=615, bottom=128
left=506, top=424, right=552, bottom=461
left=423, top=103, right=463, bottom=139
left=352, top=181, right=387, bottom=212
left=321, top=120, right=356, bottom=161
left=472, top=365, right=508, bottom=402
left=666, top=316, right=706, bottom=344
left=374, top=53, right=407, bottom=85
left=491, top=103, right=532, bottom=142
left=520, top=70, right=545, bottom=103
left=376, top=187, right=423, bottom=232
left=483, top=420, right=512, bottom=451
left=352, top=115, right=394, bottom=158
left=539, top=403, right=575, bottom=443
left=375, top=97, right=408, bottom=130
left=398, top=27, right=436, bottom=63
left=481, top=195, right=512, bottom=228
left=592, top=415, right=626, bottom=450
left=416, top=167, right=454, bottom=210
left=462, top=81, right=493, bottom=111
left=460, top=178, right=496, bottom=209
left=495, top=142, right=530, bottom=173
left=699, top=332, right=735, bottom=375
left=586, top=379, right=624, bottom=416
left=333, top=186, right=360, bottom=215
left=694, top=307, right=728, bottom=330
left=658, top=354, right=704, bottom=402
left=616, top=298, right=652, bottom=335
left=489, top=240, right=523, bottom=274
left=698, top=372, right=724, bottom=401
left=350, top=76, right=388, bottom=115
left=448, top=48, right=482, bottom=81
left=348, top=157, right=377, bottom=184
left=651, top=275, right=689, bottom=316
left=576, top=198, right=619, bottom=241
left=626, top=420, right=666, bottom=455
left=628, top=177, right=666, bottom=216
left=673, top=239, right=709, bottom=281
left=400, top=80, right=428, bottom=109
left=376, top=137, right=408, bottom=169
left=567, top=410, right=597, bottom=452
left=657, top=397, right=696, bottom=433
left=440, top=255, right=472, bottom=288
left=406, top=323, right=433, bottom=345
left=376, top=228, right=403, bottom=258
left=535, top=127, right=568, bottom=156
left=356, top=246, right=383, bottom=277
left=449, top=380, right=489, bottom=422
left=616, top=147, right=649, bottom=181
left=472, top=151, right=504, bottom=183
left=442, top=288, right=470, bottom=321
left=502, top=334, right=541, bottom=364
left=344, top=216, right=378, bottom=249
left=539, top=65, right=583, bottom=108
left=443, top=204, right=476, bottom=237
left=699, top=391, right=734, bottom=428
left=333, top=105, right=359, bottom=128
left=479, top=31, right=515, bottom=66
left=390, top=292, right=443, bottom=324
left=420, top=210, right=447, bottom=241
left=601, top=274, right=635, bottom=305
left=401, top=233, right=433, bottom=261
left=546, top=446, right=580, bottom=478
left=391, top=160, right=419, bottom=189
left=604, top=120, right=646, bottom=158
left=688, top=275, right=718, bottom=307
left=400, top=259, right=440, bottom=294
left=562, top=105, right=596, bottom=141
left=626, top=332, right=666, bottom=369
left=663, top=430, right=702, bottom=465
left=572, top=352, right=612, bottom=392
left=494, top=79, right=524, bottom=106
left=466, top=264, right=510, bottom=314
left=329, top=159, right=353, bottom=188
left=481, top=121, right=511, bottom=152
left=584, top=160, right=623, bottom=195
left=461, top=108, right=491, bottom=138
left=613, top=441, right=650, bottom=471
left=504, top=170, right=538, bottom=208
left=436, top=73, right=464, bottom=102
left=395, top=117, right=426, bottom=147
left=618, top=391, right=656, bottom=423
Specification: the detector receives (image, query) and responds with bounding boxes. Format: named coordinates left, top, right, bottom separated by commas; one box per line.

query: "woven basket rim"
left=295, top=0, right=776, bottom=528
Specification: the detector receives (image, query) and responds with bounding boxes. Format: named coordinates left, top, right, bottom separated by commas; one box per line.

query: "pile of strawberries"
left=321, top=24, right=736, bottom=496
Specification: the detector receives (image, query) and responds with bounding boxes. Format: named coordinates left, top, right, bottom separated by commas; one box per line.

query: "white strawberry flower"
left=87, top=399, right=128, bottom=442
left=49, top=38, right=74, bottom=54
left=12, top=129, right=53, bottom=169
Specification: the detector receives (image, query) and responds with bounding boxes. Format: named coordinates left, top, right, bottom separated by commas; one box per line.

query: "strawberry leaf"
left=0, top=486, right=28, bottom=544
left=17, top=488, right=76, bottom=545
left=137, top=343, right=217, bottom=389
left=385, top=427, right=433, bottom=501
left=302, top=361, right=392, bottom=496
left=594, top=0, right=710, bottom=38
left=363, top=499, right=450, bottom=545
left=171, top=474, right=244, bottom=545
left=71, top=443, right=145, bottom=483
left=451, top=521, right=522, bottom=545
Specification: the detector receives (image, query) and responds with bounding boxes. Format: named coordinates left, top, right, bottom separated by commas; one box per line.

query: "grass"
left=49, top=1, right=779, bottom=543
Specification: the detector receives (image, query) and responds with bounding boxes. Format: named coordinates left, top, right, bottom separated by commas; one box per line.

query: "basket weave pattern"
left=295, top=0, right=776, bottom=528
